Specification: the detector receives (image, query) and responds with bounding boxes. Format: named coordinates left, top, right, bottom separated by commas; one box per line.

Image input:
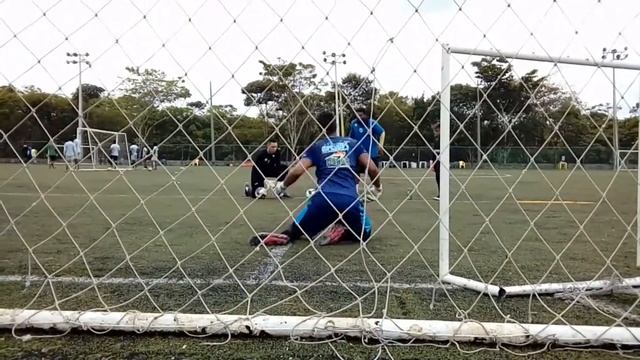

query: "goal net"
left=619, top=150, right=639, bottom=170
left=80, top=128, right=131, bottom=170
left=1, top=1, right=640, bottom=358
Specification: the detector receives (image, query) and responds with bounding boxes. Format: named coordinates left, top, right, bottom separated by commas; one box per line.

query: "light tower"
left=66, top=52, right=91, bottom=160
left=322, top=51, right=347, bottom=136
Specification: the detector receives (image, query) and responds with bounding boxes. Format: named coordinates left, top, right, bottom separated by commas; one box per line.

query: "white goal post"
left=618, top=149, right=639, bottom=170
left=4, top=0, right=640, bottom=352
left=79, top=127, right=131, bottom=171
left=439, top=45, right=640, bottom=297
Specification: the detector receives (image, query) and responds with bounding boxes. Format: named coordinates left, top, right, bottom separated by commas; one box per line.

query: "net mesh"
left=0, top=0, right=639, bottom=357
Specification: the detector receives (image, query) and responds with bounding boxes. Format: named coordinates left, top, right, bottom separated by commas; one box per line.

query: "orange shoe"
left=317, top=223, right=347, bottom=246
left=249, top=232, right=290, bottom=246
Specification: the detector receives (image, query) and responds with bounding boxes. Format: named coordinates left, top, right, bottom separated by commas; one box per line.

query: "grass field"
left=0, top=163, right=638, bottom=358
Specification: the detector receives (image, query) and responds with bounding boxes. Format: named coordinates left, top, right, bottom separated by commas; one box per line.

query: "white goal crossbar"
left=439, top=45, right=640, bottom=298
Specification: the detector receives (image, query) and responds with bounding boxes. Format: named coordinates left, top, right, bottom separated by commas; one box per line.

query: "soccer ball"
left=255, top=187, right=268, bottom=199
left=305, top=188, right=317, bottom=198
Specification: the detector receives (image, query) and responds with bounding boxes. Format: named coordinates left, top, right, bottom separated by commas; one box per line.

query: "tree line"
left=0, top=57, right=637, bottom=162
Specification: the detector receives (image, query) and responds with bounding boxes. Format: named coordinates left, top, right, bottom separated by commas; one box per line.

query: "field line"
left=245, top=244, right=291, bottom=283
left=517, top=200, right=595, bottom=205
left=382, top=174, right=512, bottom=180
left=0, top=274, right=454, bottom=290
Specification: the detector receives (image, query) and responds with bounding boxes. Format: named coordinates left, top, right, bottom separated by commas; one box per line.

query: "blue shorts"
left=288, top=193, right=373, bottom=242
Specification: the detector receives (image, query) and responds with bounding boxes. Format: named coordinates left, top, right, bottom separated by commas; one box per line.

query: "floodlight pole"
left=602, top=47, right=628, bottom=171
left=209, top=81, right=215, bottom=164
left=476, top=80, right=482, bottom=165
left=323, top=51, right=347, bottom=136
left=66, top=52, right=91, bottom=161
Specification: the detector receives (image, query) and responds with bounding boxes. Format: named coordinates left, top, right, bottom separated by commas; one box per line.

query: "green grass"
left=0, top=163, right=638, bottom=358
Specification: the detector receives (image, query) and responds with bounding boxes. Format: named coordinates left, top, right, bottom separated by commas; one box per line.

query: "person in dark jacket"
left=245, top=139, right=289, bottom=198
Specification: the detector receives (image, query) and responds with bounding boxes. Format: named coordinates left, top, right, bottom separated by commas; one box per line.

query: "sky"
left=1, top=0, right=640, bottom=116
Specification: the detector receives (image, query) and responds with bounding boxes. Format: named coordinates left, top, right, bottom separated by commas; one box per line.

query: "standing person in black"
left=431, top=122, right=440, bottom=201
left=245, top=139, right=289, bottom=198
left=23, top=144, right=33, bottom=163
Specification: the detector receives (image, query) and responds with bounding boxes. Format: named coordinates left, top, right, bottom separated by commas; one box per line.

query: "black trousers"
left=249, top=165, right=288, bottom=198
left=433, top=160, right=440, bottom=194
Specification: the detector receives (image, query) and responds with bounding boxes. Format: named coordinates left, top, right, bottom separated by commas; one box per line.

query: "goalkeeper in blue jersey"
left=250, top=111, right=382, bottom=246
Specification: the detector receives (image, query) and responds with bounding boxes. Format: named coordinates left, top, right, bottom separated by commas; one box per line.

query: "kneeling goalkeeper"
left=245, top=139, right=289, bottom=198
left=250, top=111, right=382, bottom=246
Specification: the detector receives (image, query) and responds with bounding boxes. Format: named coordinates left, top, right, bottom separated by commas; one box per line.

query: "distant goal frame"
left=438, top=44, right=640, bottom=298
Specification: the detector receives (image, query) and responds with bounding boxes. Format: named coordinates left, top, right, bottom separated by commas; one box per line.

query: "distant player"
left=151, top=143, right=159, bottom=170
left=349, top=108, right=385, bottom=199
left=245, top=139, right=289, bottom=198
left=250, top=111, right=382, bottom=247
left=142, top=146, right=150, bottom=168
left=109, top=140, right=120, bottom=168
left=22, top=144, right=32, bottom=163
left=73, top=137, right=81, bottom=170
left=129, top=143, right=139, bottom=168
left=44, top=140, right=57, bottom=169
left=30, top=147, right=37, bottom=164
left=63, top=138, right=76, bottom=171
left=431, top=122, right=440, bottom=201
left=349, top=108, right=386, bottom=166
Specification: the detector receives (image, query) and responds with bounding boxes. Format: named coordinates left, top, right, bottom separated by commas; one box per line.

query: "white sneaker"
left=433, top=195, right=440, bottom=201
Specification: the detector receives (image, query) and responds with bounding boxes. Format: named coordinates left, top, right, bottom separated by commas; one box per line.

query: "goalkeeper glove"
left=275, top=181, right=287, bottom=196
left=365, top=185, right=383, bottom=201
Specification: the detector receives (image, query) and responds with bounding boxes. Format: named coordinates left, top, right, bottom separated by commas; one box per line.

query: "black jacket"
left=252, top=149, right=283, bottom=178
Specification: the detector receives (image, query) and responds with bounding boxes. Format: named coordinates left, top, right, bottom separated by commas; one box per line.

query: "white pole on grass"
left=439, top=45, right=451, bottom=279
left=5, top=309, right=640, bottom=345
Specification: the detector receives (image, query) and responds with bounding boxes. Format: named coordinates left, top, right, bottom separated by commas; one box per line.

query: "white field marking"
left=245, top=244, right=291, bottom=283
left=381, top=174, right=513, bottom=180
left=0, top=192, right=308, bottom=200
left=517, top=200, right=595, bottom=205
left=1, top=192, right=561, bottom=205
left=0, top=274, right=454, bottom=290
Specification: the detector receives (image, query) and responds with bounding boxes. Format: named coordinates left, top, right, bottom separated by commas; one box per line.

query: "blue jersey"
left=302, top=137, right=366, bottom=198
left=349, top=118, right=384, bottom=158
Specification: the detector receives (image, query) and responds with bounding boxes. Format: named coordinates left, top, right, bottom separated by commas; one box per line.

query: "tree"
left=242, top=60, right=326, bottom=151
left=473, top=57, right=551, bottom=147
left=121, top=67, right=191, bottom=142
left=71, top=83, right=106, bottom=103
left=374, top=91, right=415, bottom=148
left=0, top=87, right=76, bottom=154
left=338, top=72, right=377, bottom=111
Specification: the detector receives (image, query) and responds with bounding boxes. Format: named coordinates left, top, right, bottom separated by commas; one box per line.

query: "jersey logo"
left=325, top=151, right=349, bottom=168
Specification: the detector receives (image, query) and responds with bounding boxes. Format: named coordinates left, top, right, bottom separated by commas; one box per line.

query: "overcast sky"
left=1, top=0, right=640, bottom=116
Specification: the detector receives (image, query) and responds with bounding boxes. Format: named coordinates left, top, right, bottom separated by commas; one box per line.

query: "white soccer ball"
left=305, top=188, right=317, bottom=198
left=255, top=187, right=268, bottom=199
left=263, top=179, right=276, bottom=191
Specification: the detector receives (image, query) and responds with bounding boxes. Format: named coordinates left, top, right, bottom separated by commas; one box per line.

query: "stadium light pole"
left=66, top=52, right=91, bottom=160
left=476, top=80, right=482, bottom=165
left=209, top=81, right=215, bottom=164
left=323, top=51, right=347, bottom=136
left=602, top=47, right=628, bottom=170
